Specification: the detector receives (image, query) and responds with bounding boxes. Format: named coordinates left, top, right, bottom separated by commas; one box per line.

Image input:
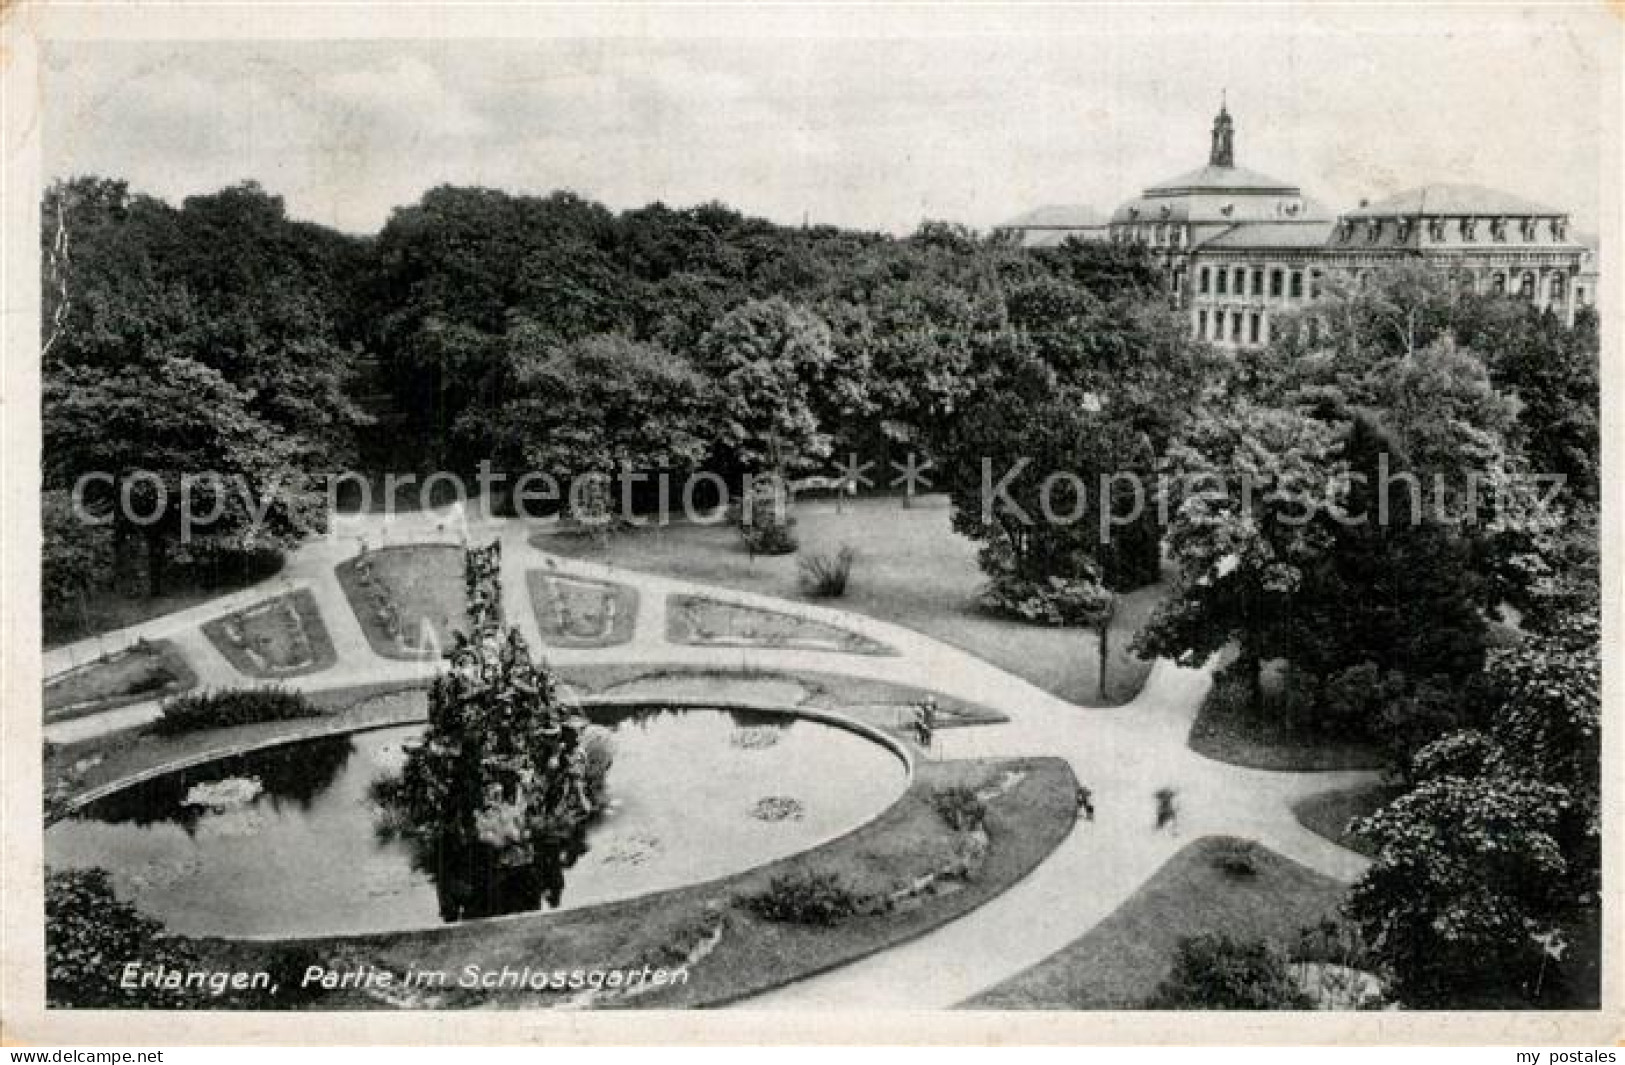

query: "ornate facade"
left=998, top=105, right=1596, bottom=348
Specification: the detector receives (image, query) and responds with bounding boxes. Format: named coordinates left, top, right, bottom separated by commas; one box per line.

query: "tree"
left=46, top=868, right=199, bottom=1008
left=695, top=297, right=838, bottom=477
left=1345, top=752, right=1569, bottom=1006
left=1146, top=934, right=1313, bottom=1009
left=476, top=330, right=711, bottom=515
left=41, top=489, right=115, bottom=636
left=941, top=352, right=1162, bottom=592
left=1283, top=414, right=1487, bottom=742
left=43, top=357, right=322, bottom=597
left=1133, top=401, right=1346, bottom=706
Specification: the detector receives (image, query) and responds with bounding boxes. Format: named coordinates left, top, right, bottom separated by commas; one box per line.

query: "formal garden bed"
left=43, top=639, right=197, bottom=723
left=525, top=570, right=638, bottom=648
left=536, top=495, right=1160, bottom=705
left=201, top=589, right=337, bottom=678
left=334, top=544, right=464, bottom=659
left=962, top=836, right=1350, bottom=1009
left=666, top=593, right=894, bottom=655
left=177, top=756, right=1075, bottom=1009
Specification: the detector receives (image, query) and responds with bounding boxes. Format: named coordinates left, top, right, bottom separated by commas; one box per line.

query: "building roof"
left=1345, top=184, right=1563, bottom=218
left=995, top=204, right=1108, bottom=229
left=1144, top=163, right=1301, bottom=196
left=1196, top=220, right=1338, bottom=250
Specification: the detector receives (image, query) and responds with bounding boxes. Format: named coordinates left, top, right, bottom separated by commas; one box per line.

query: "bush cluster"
left=1146, top=933, right=1314, bottom=1010
left=151, top=686, right=320, bottom=736
left=797, top=545, right=855, bottom=597
left=740, top=871, right=875, bottom=926
left=930, top=784, right=987, bottom=832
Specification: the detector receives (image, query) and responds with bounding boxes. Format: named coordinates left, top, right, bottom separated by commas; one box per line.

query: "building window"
left=1200, top=266, right=1211, bottom=295
left=1550, top=274, right=1566, bottom=301
left=1462, top=218, right=1477, bottom=242
left=1520, top=272, right=1536, bottom=298
left=1310, top=270, right=1322, bottom=298
left=1197, top=309, right=1209, bottom=339
left=1491, top=272, right=1506, bottom=295
left=1270, top=269, right=1284, bottom=297
left=1249, top=312, right=1261, bottom=344
left=1231, top=311, right=1243, bottom=341
left=1217, top=269, right=1228, bottom=296
left=1577, top=285, right=1588, bottom=306
left=1173, top=268, right=1184, bottom=295
left=1290, top=271, right=1303, bottom=298
left=1233, top=268, right=1246, bottom=294
left=1250, top=267, right=1264, bottom=296
left=1213, top=310, right=1224, bottom=341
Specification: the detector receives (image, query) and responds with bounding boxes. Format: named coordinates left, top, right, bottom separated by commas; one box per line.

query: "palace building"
left=995, top=104, right=1596, bottom=349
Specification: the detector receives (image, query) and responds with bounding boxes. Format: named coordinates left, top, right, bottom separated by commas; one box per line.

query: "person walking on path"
left=1154, top=786, right=1178, bottom=833
left=913, top=696, right=937, bottom=756
left=1076, top=785, right=1095, bottom=822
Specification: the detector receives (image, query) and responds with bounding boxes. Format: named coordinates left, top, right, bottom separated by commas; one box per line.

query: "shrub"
left=150, top=686, right=321, bottom=736
left=1209, top=838, right=1259, bottom=879
left=741, top=871, right=873, bottom=926
left=741, top=516, right=798, bottom=556
left=46, top=868, right=198, bottom=1008
left=931, top=784, right=987, bottom=832
left=1146, top=933, right=1315, bottom=1010
left=798, top=545, right=855, bottom=597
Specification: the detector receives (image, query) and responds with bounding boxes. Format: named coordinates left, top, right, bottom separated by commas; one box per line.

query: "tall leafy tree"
left=43, top=357, right=322, bottom=597
left=694, top=297, right=838, bottom=477
left=1133, top=400, right=1346, bottom=705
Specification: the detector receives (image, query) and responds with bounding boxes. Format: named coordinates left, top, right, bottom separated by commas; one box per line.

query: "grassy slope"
left=539, top=495, right=1162, bottom=707
left=962, top=836, right=1347, bottom=1009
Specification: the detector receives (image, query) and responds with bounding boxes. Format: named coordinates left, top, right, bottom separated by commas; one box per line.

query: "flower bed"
left=665, top=594, right=893, bottom=655
left=201, top=589, right=336, bottom=678
left=334, top=545, right=464, bottom=659
left=43, top=639, right=196, bottom=723
left=525, top=570, right=638, bottom=648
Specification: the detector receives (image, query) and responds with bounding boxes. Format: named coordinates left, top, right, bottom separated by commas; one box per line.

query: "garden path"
left=41, top=504, right=1379, bottom=1007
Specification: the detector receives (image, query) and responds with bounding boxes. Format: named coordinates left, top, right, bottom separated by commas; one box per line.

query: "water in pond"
left=46, top=706, right=906, bottom=938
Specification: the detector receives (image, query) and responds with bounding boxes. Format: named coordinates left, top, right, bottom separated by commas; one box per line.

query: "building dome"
left=1110, top=103, right=1328, bottom=230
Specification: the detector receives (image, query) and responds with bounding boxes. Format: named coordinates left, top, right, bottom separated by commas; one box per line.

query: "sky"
left=41, top=8, right=1614, bottom=237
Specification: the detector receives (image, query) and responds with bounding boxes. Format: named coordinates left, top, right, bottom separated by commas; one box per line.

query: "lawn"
left=42, top=639, right=197, bottom=723
left=335, top=544, right=465, bottom=659
left=1292, top=784, right=1402, bottom=858
left=1187, top=670, right=1386, bottom=772
left=537, top=494, right=1162, bottom=706
left=526, top=570, right=639, bottom=648
left=962, top=836, right=1349, bottom=1009
left=167, top=757, right=1077, bottom=1009
left=201, top=589, right=337, bottom=678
